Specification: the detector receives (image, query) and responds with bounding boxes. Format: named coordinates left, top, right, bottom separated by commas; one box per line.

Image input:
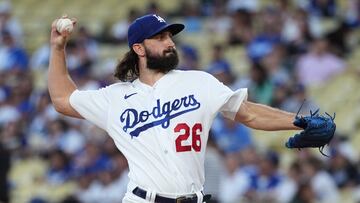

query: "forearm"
left=235, top=101, right=300, bottom=131
left=48, top=47, right=80, bottom=117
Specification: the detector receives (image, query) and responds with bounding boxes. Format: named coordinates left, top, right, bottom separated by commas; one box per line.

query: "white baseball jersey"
left=69, top=70, right=247, bottom=195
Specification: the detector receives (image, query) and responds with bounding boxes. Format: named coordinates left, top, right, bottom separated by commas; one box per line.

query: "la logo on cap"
left=153, top=14, right=166, bottom=23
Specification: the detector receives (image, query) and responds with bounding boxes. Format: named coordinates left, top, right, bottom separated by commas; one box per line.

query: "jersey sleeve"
left=69, top=87, right=110, bottom=130
left=206, top=74, right=247, bottom=120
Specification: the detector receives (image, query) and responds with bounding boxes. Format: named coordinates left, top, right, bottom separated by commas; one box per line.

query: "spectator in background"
left=238, top=146, right=259, bottom=175
left=325, top=21, right=355, bottom=57
left=206, top=44, right=235, bottom=86
left=282, top=8, right=313, bottom=55
left=328, top=147, right=359, bottom=189
left=70, top=64, right=100, bottom=91
left=0, top=97, right=21, bottom=127
left=344, top=0, right=360, bottom=27
left=204, top=135, right=225, bottom=203
left=234, top=63, right=274, bottom=105
left=75, top=153, right=128, bottom=203
left=261, top=45, right=290, bottom=85
left=275, top=0, right=292, bottom=20
left=75, top=26, right=98, bottom=61
left=0, top=71, right=8, bottom=103
left=47, top=119, right=85, bottom=155
left=291, top=182, right=317, bottom=203
left=281, top=84, right=318, bottom=115
left=0, top=143, right=10, bottom=203
left=354, top=183, right=360, bottom=203
left=207, top=50, right=253, bottom=154
left=301, top=156, right=340, bottom=203
left=181, top=1, right=202, bottom=33
left=83, top=167, right=122, bottom=203
left=30, top=42, right=50, bottom=70
left=218, top=147, right=259, bottom=203
left=110, top=8, right=140, bottom=44
left=109, top=153, right=129, bottom=200
left=226, top=0, right=259, bottom=13
left=246, top=6, right=283, bottom=62
left=245, top=150, right=296, bottom=203
left=211, top=117, right=252, bottom=154
left=28, top=92, right=58, bottom=154
left=65, top=26, right=98, bottom=75
left=205, top=1, right=231, bottom=36
left=271, top=82, right=290, bottom=109
left=0, top=0, right=23, bottom=45
left=75, top=171, right=96, bottom=203
left=327, top=136, right=360, bottom=189
left=0, top=120, right=25, bottom=153
left=295, top=37, right=346, bottom=86
left=219, top=152, right=250, bottom=203
left=227, top=9, right=254, bottom=46
left=102, top=136, right=120, bottom=157
left=46, top=149, right=72, bottom=185
left=9, top=72, right=34, bottom=119
left=72, top=142, right=111, bottom=176
left=0, top=30, right=28, bottom=72
left=145, top=1, right=163, bottom=16
left=287, top=162, right=302, bottom=192
left=307, top=0, right=337, bottom=18
left=177, top=44, right=199, bottom=70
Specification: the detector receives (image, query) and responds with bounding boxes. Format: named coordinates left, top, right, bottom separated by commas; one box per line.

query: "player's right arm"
left=48, top=18, right=82, bottom=118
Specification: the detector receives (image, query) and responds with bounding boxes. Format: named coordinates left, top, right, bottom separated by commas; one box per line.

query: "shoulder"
left=171, top=69, right=216, bottom=80
left=102, top=81, right=133, bottom=89
left=91, top=81, right=133, bottom=95
left=105, top=81, right=132, bottom=88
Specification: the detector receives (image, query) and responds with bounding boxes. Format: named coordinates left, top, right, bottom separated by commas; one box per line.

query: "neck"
left=138, top=63, right=166, bottom=86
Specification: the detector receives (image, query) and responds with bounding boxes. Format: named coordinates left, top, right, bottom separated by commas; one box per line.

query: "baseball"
left=56, top=18, right=73, bottom=33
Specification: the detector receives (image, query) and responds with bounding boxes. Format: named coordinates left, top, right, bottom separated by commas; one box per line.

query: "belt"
left=132, top=187, right=211, bottom=203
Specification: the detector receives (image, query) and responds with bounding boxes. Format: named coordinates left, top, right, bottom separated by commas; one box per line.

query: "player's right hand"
left=50, top=15, right=76, bottom=50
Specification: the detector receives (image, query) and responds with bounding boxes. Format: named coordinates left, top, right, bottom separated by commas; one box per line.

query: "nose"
left=165, top=35, right=175, bottom=48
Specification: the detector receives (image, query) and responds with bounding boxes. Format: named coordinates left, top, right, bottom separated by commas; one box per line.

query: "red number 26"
left=174, top=123, right=202, bottom=152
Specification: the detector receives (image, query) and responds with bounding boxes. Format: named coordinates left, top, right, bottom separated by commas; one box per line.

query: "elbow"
left=53, top=101, right=68, bottom=115
left=51, top=97, right=69, bottom=115
left=242, top=119, right=260, bottom=130
left=51, top=97, right=82, bottom=119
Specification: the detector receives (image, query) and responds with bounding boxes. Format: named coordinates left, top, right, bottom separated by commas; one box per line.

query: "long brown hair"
left=114, top=49, right=139, bottom=82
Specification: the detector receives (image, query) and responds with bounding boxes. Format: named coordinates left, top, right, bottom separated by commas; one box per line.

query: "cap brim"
left=150, top=23, right=185, bottom=38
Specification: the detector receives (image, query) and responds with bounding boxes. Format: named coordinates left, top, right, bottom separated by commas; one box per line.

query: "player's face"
left=143, top=31, right=179, bottom=72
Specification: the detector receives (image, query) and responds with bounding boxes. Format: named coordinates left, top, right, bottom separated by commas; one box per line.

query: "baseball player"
left=48, top=14, right=301, bottom=203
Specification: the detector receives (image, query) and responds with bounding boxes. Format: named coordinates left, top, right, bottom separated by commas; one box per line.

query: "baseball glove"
left=285, top=109, right=336, bottom=156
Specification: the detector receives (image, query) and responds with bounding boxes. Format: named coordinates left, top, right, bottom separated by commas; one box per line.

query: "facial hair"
left=145, top=47, right=179, bottom=73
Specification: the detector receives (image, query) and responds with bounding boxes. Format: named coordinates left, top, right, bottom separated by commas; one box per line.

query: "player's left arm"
left=235, top=101, right=301, bottom=131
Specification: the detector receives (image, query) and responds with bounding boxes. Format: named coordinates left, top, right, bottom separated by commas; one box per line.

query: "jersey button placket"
left=151, top=89, right=169, bottom=157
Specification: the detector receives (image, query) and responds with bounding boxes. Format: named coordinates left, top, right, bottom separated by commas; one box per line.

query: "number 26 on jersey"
left=174, top=123, right=202, bottom=152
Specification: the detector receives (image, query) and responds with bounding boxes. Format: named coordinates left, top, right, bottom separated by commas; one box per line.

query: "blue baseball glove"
left=285, top=109, right=336, bottom=156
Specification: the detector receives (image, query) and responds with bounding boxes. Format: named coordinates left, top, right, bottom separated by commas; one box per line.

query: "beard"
left=145, top=47, right=179, bottom=73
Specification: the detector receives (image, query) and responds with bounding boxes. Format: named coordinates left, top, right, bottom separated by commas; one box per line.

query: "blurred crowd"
left=0, top=0, right=359, bottom=202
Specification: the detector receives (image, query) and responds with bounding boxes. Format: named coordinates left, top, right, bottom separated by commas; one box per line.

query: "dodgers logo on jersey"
left=120, top=94, right=200, bottom=137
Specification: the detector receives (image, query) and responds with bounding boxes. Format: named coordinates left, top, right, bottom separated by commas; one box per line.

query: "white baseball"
left=56, top=18, right=74, bottom=33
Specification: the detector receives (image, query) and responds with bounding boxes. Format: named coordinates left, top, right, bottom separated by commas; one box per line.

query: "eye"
left=151, top=32, right=172, bottom=41
left=159, top=32, right=168, bottom=40
left=152, top=34, right=162, bottom=40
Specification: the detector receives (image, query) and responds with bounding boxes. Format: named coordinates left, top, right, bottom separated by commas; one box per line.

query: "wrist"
left=51, top=44, right=66, bottom=52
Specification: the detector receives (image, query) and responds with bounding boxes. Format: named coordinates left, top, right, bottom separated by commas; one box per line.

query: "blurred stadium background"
left=0, top=0, right=359, bottom=202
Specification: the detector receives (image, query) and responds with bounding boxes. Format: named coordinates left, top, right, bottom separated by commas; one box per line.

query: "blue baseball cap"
left=127, top=14, right=185, bottom=48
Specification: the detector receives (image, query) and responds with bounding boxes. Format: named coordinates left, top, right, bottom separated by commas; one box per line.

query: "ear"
left=132, top=44, right=145, bottom=57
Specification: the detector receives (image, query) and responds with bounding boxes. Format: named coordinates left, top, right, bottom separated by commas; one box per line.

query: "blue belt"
left=132, top=187, right=211, bottom=203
